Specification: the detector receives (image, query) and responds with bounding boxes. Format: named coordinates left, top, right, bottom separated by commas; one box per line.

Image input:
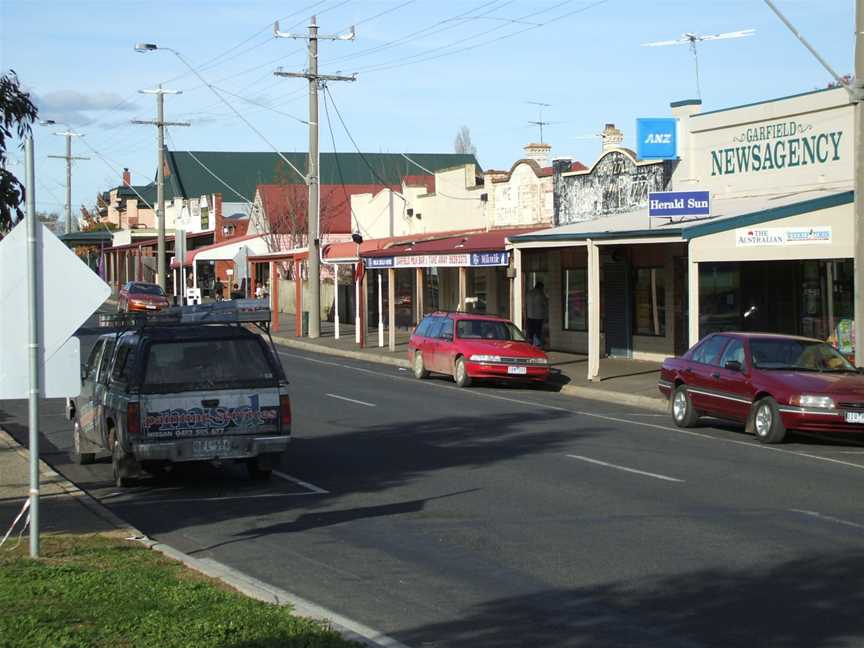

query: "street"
left=5, top=327, right=864, bottom=646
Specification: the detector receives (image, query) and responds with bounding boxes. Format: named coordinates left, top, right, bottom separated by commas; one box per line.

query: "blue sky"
left=0, top=0, right=855, bottom=219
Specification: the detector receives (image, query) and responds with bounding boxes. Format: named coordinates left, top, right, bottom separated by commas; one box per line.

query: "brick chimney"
left=122, top=168, right=131, bottom=186
left=523, top=142, right=551, bottom=167
left=601, top=123, right=624, bottom=151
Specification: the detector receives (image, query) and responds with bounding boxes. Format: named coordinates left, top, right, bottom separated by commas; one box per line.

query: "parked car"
left=408, top=312, right=549, bottom=387
left=659, top=332, right=864, bottom=443
left=118, top=282, right=169, bottom=313
left=67, top=301, right=291, bottom=485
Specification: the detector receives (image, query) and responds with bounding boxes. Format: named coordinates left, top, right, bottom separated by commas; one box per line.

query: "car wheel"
left=71, top=420, right=95, bottom=465
left=671, top=385, right=699, bottom=428
left=246, top=457, right=272, bottom=481
left=752, top=397, right=787, bottom=444
left=412, top=351, right=429, bottom=379
left=454, top=357, right=472, bottom=388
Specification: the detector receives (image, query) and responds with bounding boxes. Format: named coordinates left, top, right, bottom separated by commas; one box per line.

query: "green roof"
left=163, top=150, right=481, bottom=201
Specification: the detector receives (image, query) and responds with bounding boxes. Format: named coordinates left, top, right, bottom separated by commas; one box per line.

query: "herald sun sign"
left=636, top=118, right=678, bottom=160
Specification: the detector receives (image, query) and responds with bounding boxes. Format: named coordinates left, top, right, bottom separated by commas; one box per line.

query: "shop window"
left=423, top=268, right=439, bottom=314
left=699, top=263, right=741, bottom=338
left=467, top=269, right=487, bottom=313
left=562, top=268, right=587, bottom=331
left=634, top=267, right=666, bottom=336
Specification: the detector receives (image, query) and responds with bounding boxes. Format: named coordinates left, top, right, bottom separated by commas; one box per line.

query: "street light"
left=131, top=41, right=190, bottom=291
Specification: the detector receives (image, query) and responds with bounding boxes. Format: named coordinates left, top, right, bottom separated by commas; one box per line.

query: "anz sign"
left=636, top=118, right=678, bottom=160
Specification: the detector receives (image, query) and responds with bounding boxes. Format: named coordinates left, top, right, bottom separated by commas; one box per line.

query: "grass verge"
left=0, top=533, right=360, bottom=648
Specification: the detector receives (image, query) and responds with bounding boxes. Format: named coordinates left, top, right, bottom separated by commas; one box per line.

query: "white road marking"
left=277, top=349, right=864, bottom=473
left=566, top=454, right=684, bottom=483
left=790, top=509, right=864, bottom=532
left=326, top=393, right=376, bottom=407
left=273, top=470, right=330, bottom=494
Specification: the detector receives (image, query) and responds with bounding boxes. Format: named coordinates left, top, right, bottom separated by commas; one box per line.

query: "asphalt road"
left=6, top=324, right=864, bottom=647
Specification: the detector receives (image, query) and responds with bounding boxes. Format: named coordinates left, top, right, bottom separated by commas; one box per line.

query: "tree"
left=73, top=203, right=117, bottom=262
left=454, top=125, right=477, bottom=156
left=0, top=70, right=38, bottom=237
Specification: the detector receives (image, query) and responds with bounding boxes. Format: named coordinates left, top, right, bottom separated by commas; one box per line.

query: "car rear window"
left=143, top=338, right=277, bottom=392
left=457, top=319, right=526, bottom=341
left=131, top=283, right=165, bottom=296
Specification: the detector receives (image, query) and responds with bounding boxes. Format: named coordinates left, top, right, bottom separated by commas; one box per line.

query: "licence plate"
left=507, top=366, right=527, bottom=375
left=845, top=411, right=864, bottom=424
left=192, top=438, right=233, bottom=457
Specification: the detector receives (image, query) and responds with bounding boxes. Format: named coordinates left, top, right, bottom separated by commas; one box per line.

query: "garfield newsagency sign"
left=711, top=121, right=842, bottom=176
left=736, top=226, right=832, bottom=247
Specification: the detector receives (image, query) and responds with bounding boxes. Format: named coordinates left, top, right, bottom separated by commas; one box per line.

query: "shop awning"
left=507, top=187, right=853, bottom=246
left=183, top=234, right=270, bottom=267
left=360, top=227, right=540, bottom=268
left=323, top=229, right=480, bottom=264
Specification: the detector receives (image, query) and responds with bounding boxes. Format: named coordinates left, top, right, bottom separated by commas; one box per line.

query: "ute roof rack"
left=89, top=300, right=273, bottom=335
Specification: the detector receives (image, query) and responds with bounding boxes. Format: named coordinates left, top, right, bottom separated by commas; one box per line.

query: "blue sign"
left=470, top=251, right=509, bottom=267
left=636, top=118, right=678, bottom=160
left=364, top=256, right=394, bottom=268
left=649, top=191, right=710, bottom=217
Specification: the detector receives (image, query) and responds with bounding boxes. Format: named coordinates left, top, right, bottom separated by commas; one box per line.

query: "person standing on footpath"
left=525, top=281, right=548, bottom=347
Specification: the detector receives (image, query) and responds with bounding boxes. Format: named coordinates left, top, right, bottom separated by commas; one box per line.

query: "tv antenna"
left=642, top=29, right=755, bottom=100
left=526, top=101, right=552, bottom=144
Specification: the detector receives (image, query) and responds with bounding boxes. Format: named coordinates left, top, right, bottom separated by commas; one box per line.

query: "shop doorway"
left=603, top=256, right=632, bottom=357
left=673, top=256, right=689, bottom=355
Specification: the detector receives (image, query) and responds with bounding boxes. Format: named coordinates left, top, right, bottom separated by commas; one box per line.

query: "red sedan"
left=118, top=281, right=169, bottom=313
left=409, top=312, right=549, bottom=387
left=659, top=332, right=864, bottom=443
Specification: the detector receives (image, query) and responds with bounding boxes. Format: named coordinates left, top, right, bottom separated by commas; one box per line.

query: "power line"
left=79, top=138, right=154, bottom=209
left=167, top=132, right=254, bottom=207
left=353, top=0, right=610, bottom=75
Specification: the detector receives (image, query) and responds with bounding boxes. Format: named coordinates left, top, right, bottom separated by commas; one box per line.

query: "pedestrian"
left=525, top=281, right=547, bottom=347
left=214, top=277, right=225, bottom=302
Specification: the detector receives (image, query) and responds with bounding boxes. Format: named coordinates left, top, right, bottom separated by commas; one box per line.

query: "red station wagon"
left=118, top=282, right=170, bottom=313
left=409, top=312, right=550, bottom=387
left=659, top=332, right=864, bottom=443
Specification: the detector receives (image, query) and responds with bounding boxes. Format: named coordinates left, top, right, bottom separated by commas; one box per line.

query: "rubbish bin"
left=302, top=311, right=309, bottom=336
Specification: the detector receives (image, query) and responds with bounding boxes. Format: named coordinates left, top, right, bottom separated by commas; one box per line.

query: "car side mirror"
left=724, top=360, right=743, bottom=372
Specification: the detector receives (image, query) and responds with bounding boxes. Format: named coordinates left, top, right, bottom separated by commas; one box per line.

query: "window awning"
left=183, top=234, right=270, bottom=267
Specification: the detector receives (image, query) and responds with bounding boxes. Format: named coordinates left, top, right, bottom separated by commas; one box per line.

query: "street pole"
left=854, top=0, right=864, bottom=365
left=132, top=86, right=189, bottom=291
left=24, top=136, right=41, bottom=558
left=274, top=16, right=356, bottom=339
left=47, top=131, right=87, bottom=234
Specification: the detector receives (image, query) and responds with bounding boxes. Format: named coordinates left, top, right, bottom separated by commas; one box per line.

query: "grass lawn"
left=0, top=534, right=361, bottom=648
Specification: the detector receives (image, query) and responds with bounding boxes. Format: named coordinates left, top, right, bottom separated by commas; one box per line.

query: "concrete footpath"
left=0, top=427, right=405, bottom=648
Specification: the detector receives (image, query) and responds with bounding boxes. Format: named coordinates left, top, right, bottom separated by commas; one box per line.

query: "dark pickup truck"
left=67, top=301, right=291, bottom=486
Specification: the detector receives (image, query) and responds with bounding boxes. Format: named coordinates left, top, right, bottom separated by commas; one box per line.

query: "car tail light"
left=280, top=394, right=292, bottom=430
left=127, top=402, right=141, bottom=436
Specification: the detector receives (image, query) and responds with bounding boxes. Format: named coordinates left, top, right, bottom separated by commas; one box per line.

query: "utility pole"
left=274, top=16, right=356, bottom=339
left=764, top=0, right=863, bottom=364
left=855, top=0, right=864, bottom=366
left=47, top=130, right=88, bottom=234
left=132, top=85, right=189, bottom=291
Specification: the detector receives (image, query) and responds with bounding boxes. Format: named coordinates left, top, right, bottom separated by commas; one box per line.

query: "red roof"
left=362, top=227, right=543, bottom=258
left=323, top=228, right=481, bottom=262
left=257, top=182, right=399, bottom=236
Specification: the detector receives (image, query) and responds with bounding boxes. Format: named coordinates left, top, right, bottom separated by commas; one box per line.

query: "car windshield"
left=131, top=283, right=164, bottom=296
left=143, top=338, right=277, bottom=392
left=750, top=338, right=856, bottom=372
left=457, top=319, right=526, bottom=342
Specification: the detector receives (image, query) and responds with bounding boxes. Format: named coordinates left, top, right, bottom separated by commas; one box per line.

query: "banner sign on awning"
left=363, top=251, right=510, bottom=269
left=649, top=191, right=710, bottom=217
left=735, top=226, right=832, bottom=247
left=365, top=256, right=394, bottom=268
